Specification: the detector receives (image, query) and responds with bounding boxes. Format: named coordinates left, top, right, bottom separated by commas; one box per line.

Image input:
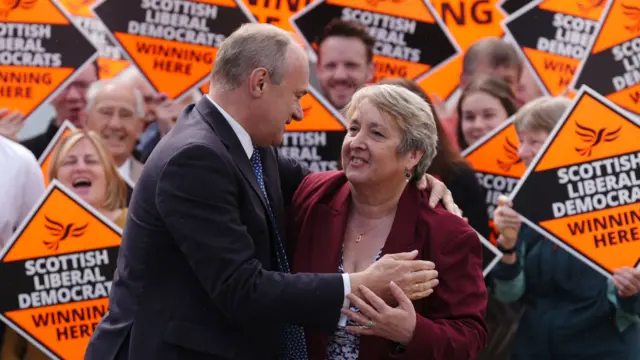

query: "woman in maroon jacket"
left=287, top=84, right=488, bottom=360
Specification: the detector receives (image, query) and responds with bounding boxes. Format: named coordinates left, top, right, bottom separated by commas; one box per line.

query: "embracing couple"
left=85, top=23, right=488, bottom=360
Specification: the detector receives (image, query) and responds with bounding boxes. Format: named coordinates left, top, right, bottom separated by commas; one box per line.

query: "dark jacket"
left=288, top=171, right=489, bottom=360
left=84, top=97, right=345, bottom=360
left=493, top=224, right=640, bottom=360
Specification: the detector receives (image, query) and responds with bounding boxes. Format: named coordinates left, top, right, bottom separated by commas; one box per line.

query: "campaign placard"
left=289, top=0, right=458, bottom=83
left=503, top=0, right=606, bottom=97
left=416, top=0, right=508, bottom=101
left=499, top=0, right=536, bottom=15
left=461, top=118, right=527, bottom=245
left=242, top=0, right=314, bottom=30
left=0, top=0, right=97, bottom=121
left=93, top=0, right=255, bottom=101
left=57, top=0, right=130, bottom=79
left=279, top=86, right=346, bottom=172
left=0, top=181, right=122, bottom=360
left=510, top=86, right=640, bottom=277
left=571, top=0, right=640, bottom=116
left=479, top=232, right=503, bottom=277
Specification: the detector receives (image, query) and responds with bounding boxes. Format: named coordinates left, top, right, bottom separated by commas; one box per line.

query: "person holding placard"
left=492, top=96, right=640, bottom=360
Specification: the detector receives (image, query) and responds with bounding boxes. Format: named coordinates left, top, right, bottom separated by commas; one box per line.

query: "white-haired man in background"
left=84, top=80, right=146, bottom=183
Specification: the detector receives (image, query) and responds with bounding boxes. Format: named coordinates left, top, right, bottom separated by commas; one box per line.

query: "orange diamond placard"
left=503, top=0, right=607, bottom=97
left=571, top=0, right=640, bottom=116
left=461, top=118, right=527, bottom=245
left=416, top=0, right=507, bottom=101
left=242, top=0, right=314, bottom=31
left=279, top=86, right=346, bottom=172
left=58, top=0, right=130, bottom=79
left=93, top=0, right=254, bottom=100
left=0, top=181, right=122, bottom=360
left=290, top=0, right=458, bottom=83
left=0, top=0, right=97, bottom=121
left=510, top=85, right=640, bottom=277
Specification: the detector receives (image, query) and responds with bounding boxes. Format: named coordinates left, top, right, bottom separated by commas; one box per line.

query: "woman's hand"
left=416, top=174, right=462, bottom=217
left=613, top=267, right=640, bottom=298
left=343, top=282, right=421, bottom=346
left=493, top=195, right=521, bottom=248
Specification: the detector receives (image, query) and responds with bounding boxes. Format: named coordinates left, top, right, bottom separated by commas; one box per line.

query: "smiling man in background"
left=84, top=79, right=145, bottom=183
left=315, top=19, right=375, bottom=110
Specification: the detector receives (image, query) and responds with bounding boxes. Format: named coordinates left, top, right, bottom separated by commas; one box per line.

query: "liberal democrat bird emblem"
left=577, top=0, right=605, bottom=15
left=574, top=121, right=621, bottom=157
left=0, top=0, right=37, bottom=18
left=496, top=137, right=522, bottom=172
left=43, top=215, right=87, bottom=251
left=622, top=3, right=640, bottom=34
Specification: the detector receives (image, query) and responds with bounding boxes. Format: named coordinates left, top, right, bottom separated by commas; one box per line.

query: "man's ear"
left=248, top=68, right=268, bottom=97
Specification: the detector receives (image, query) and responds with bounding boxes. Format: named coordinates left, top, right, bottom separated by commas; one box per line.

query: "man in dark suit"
left=85, top=23, right=456, bottom=360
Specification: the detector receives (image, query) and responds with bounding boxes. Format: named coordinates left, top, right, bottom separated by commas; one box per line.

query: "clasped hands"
left=346, top=250, right=439, bottom=345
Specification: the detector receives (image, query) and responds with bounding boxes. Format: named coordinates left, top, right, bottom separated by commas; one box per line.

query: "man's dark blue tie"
left=250, top=145, right=308, bottom=360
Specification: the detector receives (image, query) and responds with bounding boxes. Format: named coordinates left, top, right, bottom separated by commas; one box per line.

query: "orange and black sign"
left=479, top=232, right=503, bottom=277
left=93, top=0, right=255, bottom=100
left=499, top=0, right=535, bottom=15
left=279, top=86, right=347, bottom=171
left=503, top=0, right=606, bottom=97
left=0, top=0, right=97, bottom=121
left=242, top=0, right=314, bottom=30
left=416, top=0, right=507, bottom=101
left=0, top=181, right=122, bottom=360
left=571, top=0, right=640, bottom=116
left=510, top=85, right=640, bottom=277
left=290, top=0, right=458, bottom=83
left=461, top=118, right=527, bottom=246
left=58, top=0, right=130, bottom=79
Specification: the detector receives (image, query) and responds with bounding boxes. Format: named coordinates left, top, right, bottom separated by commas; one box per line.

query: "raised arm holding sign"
left=490, top=92, right=639, bottom=360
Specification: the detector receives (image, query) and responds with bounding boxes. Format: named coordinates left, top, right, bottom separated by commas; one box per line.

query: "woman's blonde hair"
left=342, top=84, right=438, bottom=182
left=514, top=96, right=572, bottom=134
left=48, top=130, right=127, bottom=211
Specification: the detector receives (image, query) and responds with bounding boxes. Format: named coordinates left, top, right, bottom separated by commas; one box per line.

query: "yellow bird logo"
left=496, top=137, right=522, bottom=172
left=622, top=3, right=640, bottom=34
left=0, top=0, right=37, bottom=18
left=43, top=215, right=87, bottom=251
left=574, top=121, right=621, bottom=157
left=577, top=0, right=605, bottom=15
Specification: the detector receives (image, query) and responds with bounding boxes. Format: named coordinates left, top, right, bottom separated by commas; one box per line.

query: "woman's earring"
left=404, top=169, right=411, bottom=181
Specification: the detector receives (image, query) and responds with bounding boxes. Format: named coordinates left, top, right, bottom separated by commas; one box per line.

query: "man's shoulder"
left=0, top=136, right=39, bottom=165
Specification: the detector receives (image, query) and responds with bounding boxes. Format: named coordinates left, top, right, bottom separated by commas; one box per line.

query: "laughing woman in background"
left=493, top=96, right=640, bottom=360
left=0, top=129, right=128, bottom=360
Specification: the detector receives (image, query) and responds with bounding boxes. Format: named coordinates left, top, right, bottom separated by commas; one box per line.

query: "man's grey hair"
left=211, top=23, right=296, bottom=91
left=343, top=84, right=438, bottom=182
left=85, top=79, right=145, bottom=119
